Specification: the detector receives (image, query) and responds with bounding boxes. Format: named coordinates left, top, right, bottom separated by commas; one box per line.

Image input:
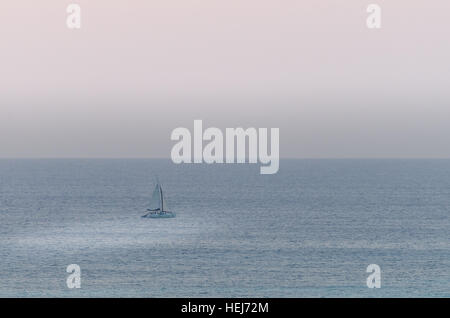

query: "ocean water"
left=0, top=159, right=449, bottom=297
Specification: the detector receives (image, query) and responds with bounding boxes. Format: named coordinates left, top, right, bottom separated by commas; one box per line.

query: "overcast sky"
left=1, top=0, right=449, bottom=158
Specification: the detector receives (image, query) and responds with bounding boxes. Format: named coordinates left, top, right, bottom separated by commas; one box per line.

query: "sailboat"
left=142, top=183, right=176, bottom=218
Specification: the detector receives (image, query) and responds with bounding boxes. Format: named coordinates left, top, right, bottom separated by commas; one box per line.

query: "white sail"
left=149, top=184, right=161, bottom=210
left=160, top=185, right=168, bottom=212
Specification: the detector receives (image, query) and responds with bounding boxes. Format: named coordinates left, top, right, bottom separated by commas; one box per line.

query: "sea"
left=0, top=159, right=449, bottom=297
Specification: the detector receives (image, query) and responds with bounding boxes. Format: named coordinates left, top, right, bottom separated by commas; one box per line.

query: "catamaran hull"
left=142, top=212, right=176, bottom=218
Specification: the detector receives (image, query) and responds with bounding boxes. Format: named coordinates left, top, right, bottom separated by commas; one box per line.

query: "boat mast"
left=159, top=184, right=164, bottom=212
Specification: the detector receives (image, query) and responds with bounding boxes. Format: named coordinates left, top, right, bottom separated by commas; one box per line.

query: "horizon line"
left=2, top=157, right=450, bottom=160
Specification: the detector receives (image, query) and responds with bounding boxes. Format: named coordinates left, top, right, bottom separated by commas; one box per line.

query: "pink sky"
left=1, top=1, right=450, bottom=158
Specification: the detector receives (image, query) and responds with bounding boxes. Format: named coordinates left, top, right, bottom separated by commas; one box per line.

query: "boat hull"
left=142, top=211, right=176, bottom=218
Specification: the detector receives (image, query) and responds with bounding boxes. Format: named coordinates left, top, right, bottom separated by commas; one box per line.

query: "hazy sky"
left=1, top=1, right=449, bottom=158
